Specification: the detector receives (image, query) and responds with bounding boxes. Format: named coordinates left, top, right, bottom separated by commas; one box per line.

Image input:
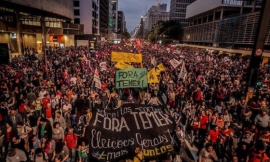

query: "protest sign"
left=116, top=68, right=147, bottom=88
left=111, top=52, right=142, bottom=63
left=151, top=57, right=157, bottom=67
left=157, top=63, right=165, bottom=71
left=148, top=68, right=159, bottom=83
left=115, top=61, right=133, bottom=69
left=99, top=62, right=107, bottom=71
left=169, top=59, right=181, bottom=69
left=85, top=104, right=176, bottom=161
left=94, top=68, right=101, bottom=89
left=178, top=62, right=187, bottom=81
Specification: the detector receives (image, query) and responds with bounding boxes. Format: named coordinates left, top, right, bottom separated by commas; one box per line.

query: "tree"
left=121, top=32, right=131, bottom=39
left=147, top=20, right=182, bottom=43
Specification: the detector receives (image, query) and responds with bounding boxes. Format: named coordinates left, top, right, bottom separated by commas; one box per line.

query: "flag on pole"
left=93, top=68, right=101, bottom=89
left=151, top=57, right=157, bottom=67
left=178, top=62, right=187, bottom=81
left=169, top=59, right=181, bottom=69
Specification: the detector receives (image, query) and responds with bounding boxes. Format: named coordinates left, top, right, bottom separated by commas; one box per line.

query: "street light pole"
left=246, top=0, right=270, bottom=87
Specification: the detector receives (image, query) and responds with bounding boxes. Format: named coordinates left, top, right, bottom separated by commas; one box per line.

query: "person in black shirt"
left=234, top=142, right=249, bottom=162
left=213, top=138, right=226, bottom=162
left=11, top=135, right=27, bottom=154
left=28, top=110, right=38, bottom=135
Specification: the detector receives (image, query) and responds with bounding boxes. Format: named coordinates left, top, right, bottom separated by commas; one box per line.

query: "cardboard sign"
left=115, top=68, right=147, bottom=88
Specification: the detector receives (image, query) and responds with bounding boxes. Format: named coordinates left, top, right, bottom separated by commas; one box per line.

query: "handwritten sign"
left=100, top=62, right=107, bottom=71
left=148, top=68, right=159, bottom=83
left=115, top=61, right=133, bottom=69
left=111, top=52, right=142, bottom=63
left=157, top=63, right=165, bottom=71
left=116, top=68, right=147, bottom=89
left=94, top=69, right=101, bottom=89
left=169, top=59, right=181, bottom=69
left=85, top=104, right=176, bottom=161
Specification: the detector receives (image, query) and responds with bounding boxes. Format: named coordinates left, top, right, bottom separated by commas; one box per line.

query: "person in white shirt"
left=70, top=75, right=77, bottom=85
left=39, top=88, right=47, bottom=99
left=50, top=95, right=59, bottom=109
left=62, top=101, right=72, bottom=113
left=176, top=125, right=184, bottom=142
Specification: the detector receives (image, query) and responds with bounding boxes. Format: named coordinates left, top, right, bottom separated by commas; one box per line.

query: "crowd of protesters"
left=0, top=40, right=270, bottom=162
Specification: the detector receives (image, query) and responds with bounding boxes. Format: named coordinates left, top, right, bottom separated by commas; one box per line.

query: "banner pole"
left=141, top=141, right=144, bottom=161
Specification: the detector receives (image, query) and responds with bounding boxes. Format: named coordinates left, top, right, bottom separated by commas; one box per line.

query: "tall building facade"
left=0, top=0, right=83, bottom=55
left=170, top=0, right=196, bottom=25
left=112, top=0, right=118, bottom=32
left=74, top=0, right=99, bottom=35
left=73, top=0, right=99, bottom=46
left=100, top=0, right=113, bottom=40
left=181, top=0, right=270, bottom=50
left=145, top=4, right=170, bottom=32
left=100, top=0, right=109, bottom=38
left=117, top=11, right=125, bottom=33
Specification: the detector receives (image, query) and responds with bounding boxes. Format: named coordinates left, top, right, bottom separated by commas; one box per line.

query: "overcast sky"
left=118, top=0, right=170, bottom=32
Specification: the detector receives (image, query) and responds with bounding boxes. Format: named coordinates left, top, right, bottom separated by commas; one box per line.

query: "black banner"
left=86, top=104, right=176, bottom=162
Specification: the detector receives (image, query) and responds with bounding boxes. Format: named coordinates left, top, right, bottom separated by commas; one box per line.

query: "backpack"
left=135, top=155, right=144, bottom=162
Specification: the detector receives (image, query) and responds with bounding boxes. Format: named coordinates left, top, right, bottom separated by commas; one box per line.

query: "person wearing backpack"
left=32, top=97, right=43, bottom=117
left=64, top=128, right=77, bottom=162
left=133, top=146, right=143, bottom=162
left=33, top=148, right=49, bottom=162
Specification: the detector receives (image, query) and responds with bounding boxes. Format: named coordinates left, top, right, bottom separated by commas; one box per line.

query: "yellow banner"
left=148, top=68, right=159, bottom=83
left=155, top=68, right=161, bottom=75
left=262, top=57, right=268, bottom=67
left=111, top=52, right=142, bottom=63
left=157, top=63, right=165, bottom=71
left=115, top=61, right=133, bottom=69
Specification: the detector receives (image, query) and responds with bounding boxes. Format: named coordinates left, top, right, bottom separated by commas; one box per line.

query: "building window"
left=74, top=18, right=80, bottom=24
left=74, top=9, right=80, bottom=16
left=74, top=1, right=80, bottom=7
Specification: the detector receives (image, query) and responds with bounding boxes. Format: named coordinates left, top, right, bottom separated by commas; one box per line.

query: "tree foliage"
left=147, top=20, right=182, bottom=43
left=121, top=32, right=131, bottom=39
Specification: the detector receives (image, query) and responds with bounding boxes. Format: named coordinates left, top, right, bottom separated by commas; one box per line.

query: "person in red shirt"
left=101, top=82, right=107, bottom=91
left=194, top=88, right=203, bottom=103
left=64, top=128, right=77, bottom=162
left=199, top=110, right=209, bottom=139
left=42, top=94, right=50, bottom=109
left=220, top=124, right=231, bottom=142
left=209, top=126, right=219, bottom=143
left=45, top=103, right=53, bottom=126
left=247, top=140, right=269, bottom=162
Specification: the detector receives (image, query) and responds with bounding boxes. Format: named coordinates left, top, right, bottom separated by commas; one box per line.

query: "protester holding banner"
left=1, top=42, right=270, bottom=162
left=133, top=146, right=143, bottom=162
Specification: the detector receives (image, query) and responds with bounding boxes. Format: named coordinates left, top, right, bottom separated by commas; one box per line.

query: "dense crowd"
left=0, top=41, right=269, bottom=162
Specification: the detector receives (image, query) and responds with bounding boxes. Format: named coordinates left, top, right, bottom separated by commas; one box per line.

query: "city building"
left=124, top=21, right=128, bottom=33
left=0, top=0, right=83, bottom=55
left=117, top=11, right=126, bottom=33
left=181, top=0, right=270, bottom=50
left=99, top=0, right=113, bottom=40
left=145, top=4, right=170, bottom=33
left=74, top=0, right=99, bottom=47
left=170, top=0, right=196, bottom=25
left=112, top=0, right=118, bottom=32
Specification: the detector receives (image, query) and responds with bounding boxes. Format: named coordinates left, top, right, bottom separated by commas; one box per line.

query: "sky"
left=118, top=0, right=170, bottom=32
